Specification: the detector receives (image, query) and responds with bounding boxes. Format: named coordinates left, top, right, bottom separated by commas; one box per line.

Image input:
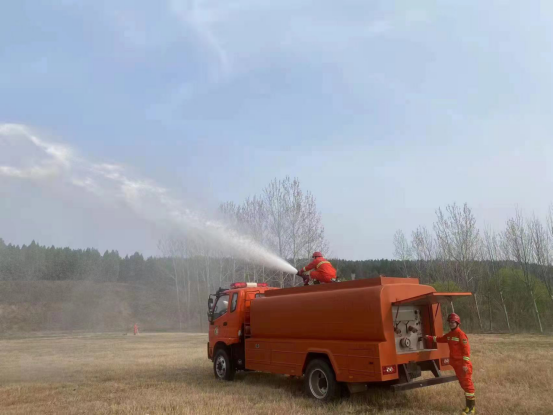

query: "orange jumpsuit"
left=433, top=327, right=475, bottom=400
left=300, top=257, right=337, bottom=283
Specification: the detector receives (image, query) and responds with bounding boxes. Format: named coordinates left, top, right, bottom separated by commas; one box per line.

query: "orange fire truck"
left=207, top=277, right=471, bottom=401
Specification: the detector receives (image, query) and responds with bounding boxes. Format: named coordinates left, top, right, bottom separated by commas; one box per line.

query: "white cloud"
left=169, top=0, right=233, bottom=77
left=168, top=1, right=428, bottom=68
left=160, top=1, right=431, bottom=107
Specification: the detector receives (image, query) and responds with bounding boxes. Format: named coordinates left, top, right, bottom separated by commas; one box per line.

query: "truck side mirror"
left=207, top=297, right=215, bottom=323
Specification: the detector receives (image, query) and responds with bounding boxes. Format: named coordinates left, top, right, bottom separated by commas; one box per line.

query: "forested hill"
left=0, top=239, right=403, bottom=283
left=0, top=238, right=551, bottom=334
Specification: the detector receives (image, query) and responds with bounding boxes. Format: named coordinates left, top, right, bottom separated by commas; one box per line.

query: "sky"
left=0, top=0, right=552, bottom=260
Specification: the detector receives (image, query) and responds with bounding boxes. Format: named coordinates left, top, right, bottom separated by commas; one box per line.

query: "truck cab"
left=207, top=282, right=277, bottom=380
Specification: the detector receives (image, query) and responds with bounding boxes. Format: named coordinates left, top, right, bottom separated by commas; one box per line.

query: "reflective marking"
left=316, top=261, right=330, bottom=269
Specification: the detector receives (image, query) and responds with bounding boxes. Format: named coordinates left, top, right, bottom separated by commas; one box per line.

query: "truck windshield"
left=212, top=294, right=229, bottom=320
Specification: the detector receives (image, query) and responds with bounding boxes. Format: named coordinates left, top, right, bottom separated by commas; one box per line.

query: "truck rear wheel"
left=304, top=359, right=340, bottom=401
left=213, top=348, right=235, bottom=381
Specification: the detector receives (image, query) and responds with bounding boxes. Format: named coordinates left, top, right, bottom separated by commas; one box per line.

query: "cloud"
left=159, top=1, right=431, bottom=108
left=169, top=0, right=233, bottom=77
left=167, top=1, right=428, bottom=67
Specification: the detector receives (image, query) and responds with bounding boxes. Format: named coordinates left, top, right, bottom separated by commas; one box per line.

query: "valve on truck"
left=408, top=325, right=418, bottom=333
left=400, top=337, right=411, bottom=348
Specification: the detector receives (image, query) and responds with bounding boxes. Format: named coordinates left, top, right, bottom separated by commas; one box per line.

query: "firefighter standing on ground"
left=297, top=252, right=337, bottom=284
left=426, top=313, right=475, bottom=414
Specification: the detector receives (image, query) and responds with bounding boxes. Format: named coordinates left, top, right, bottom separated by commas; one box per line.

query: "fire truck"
left=207, top=277, right=471, bottom=401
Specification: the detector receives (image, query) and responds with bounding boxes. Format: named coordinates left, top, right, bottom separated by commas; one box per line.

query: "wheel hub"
left=309, top=369, right=329, bottom=399
left=216, top=355, right=226, bottom=378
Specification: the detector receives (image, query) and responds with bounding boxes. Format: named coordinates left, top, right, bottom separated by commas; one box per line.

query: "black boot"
left=468, top=398, right=475, bottom=414
left=461, top=398, right=475, bottom=414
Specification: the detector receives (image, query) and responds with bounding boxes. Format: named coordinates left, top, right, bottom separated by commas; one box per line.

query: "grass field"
left=0, top=333, right=551, bottom=415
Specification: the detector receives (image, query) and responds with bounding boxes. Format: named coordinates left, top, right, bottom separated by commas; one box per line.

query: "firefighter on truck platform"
left=297, top=252, right=337, bottom=285
left=426, top=313, right=476, bottom=414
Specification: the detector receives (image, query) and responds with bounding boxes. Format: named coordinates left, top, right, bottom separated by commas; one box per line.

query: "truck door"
left=392, top=292, right=472, bottom=353
left=210, top=294, right=230, bottom=340
left=225, top=292, right=242, bottom=339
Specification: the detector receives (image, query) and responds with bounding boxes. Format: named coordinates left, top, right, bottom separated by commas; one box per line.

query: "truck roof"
left=265, top=276, right=420, bottom=297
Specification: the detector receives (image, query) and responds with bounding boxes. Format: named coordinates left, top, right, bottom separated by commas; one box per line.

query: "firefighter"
left=425, top=313, right=475, bottom=414
left=297, top=252, right=337, bottom=284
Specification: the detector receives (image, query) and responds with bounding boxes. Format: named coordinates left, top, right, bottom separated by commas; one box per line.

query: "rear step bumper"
left=391, top=375, right=458, bottom=392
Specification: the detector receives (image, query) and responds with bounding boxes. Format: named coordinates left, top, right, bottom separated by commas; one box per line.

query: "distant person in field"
left=134, top=323, right=139, bottom=335
left=426, top=313, right=475, bottom=414
left=297, top=252, right=337, bottom=284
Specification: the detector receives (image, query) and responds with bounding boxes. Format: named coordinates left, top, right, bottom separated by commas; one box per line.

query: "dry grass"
left=0, top=333, right=551, bottom=414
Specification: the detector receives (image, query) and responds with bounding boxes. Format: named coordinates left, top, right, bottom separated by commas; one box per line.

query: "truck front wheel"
left=213, top=348, right=235, bottom=381
left=304, top=359, right=340, bottom=401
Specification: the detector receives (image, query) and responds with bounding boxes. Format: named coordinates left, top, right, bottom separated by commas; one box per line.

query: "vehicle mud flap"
left=398, top=363, right=420, bottom=384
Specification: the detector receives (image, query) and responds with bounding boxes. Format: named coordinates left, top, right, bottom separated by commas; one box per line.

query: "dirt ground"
left=0, top=332, right=551, bottom=414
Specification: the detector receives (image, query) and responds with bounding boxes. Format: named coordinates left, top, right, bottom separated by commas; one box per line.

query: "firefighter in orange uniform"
left=297, top=252, right=337, bottom=284
left=426, top=313, right=475, bottom=414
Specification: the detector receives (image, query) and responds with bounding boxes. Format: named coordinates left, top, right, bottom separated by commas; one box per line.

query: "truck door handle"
left=223, top=322, right=227, bottom=326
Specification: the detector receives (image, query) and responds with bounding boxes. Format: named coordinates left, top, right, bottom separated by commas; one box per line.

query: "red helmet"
left=447, top=313, right=461, bottom=324
left=312, top=251, right=323, bottom=258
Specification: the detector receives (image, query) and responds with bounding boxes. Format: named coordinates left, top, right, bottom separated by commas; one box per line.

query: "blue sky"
left=0, top=0, right=552, bottom=259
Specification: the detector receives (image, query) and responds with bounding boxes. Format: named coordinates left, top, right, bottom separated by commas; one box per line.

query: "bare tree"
left=434, top=203, right=483, bottom=330
left=216, top=177, right=327, bottom=288
left=546, top=204, right=554, bottom=292
left=547, top=203, right=553, bottom=296
left=393, top=230, right=412, bottom=277
left=285, top=178, right=306, bottom=273
left=528, top=214, right=553, bottom=299
left=264, top=178, right=291, bottom=287
left=547, top=203, right=553, bottom=249
left=236, top=196, right=266, bottom=282
left=218, top=201, right=240, bottom=227
left=503, top=209, right=543, bottom=332
left=481, top=226, right=511, bottom=331
left=158, top=236, right=184, bottom=331
left=411, top=226, right=437, bottom=282
left=303, top=191, right=326, bottom=259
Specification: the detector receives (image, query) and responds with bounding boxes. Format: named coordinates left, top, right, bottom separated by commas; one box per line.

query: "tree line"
left=392, top=203, right=552, bottom=333
left=0, top=179, right=551, bottom=333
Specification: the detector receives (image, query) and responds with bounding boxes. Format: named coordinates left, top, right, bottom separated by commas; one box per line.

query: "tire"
left=213, top=348, right=235, bottom=381
left=304, top=359, right=340, bottom=401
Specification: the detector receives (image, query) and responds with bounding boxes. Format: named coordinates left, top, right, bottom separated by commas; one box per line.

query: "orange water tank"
left=250, top=277, right=433, bottom=342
